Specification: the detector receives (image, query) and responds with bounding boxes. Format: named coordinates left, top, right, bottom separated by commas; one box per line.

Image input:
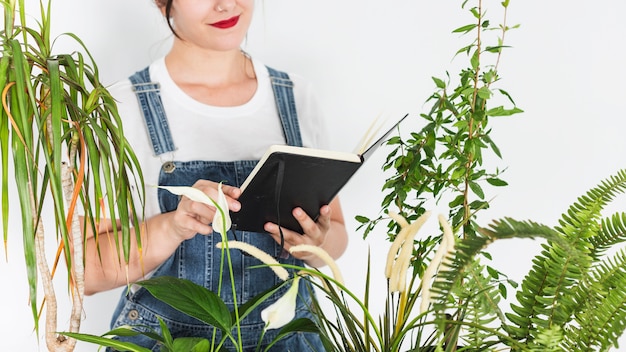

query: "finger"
left=291, top=208, right=319, bottom=237
left=172, top=210, right=213, bottom=238
left=210, top=184, right=241, bottom=211
left=315, top=205, right=332, bottom=233
left=185, top=198, right=216, bottom=219
left=222, top=184, right=242, bottom=199
left=191, top=180, right=241, bottom=212
left=264, top=223, right=300, bottom=247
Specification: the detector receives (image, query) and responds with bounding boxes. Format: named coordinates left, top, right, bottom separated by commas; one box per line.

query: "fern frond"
left=456, top=260, right=504, bottom=348
left=562, top=249, right=626, bottom=351
left=590, top=212, right=626, bottom=257
left=558, top=169, right=626, bottom=252
left=430, top=219, right=566, bottom=340
left=431, top=217, right=563, bottom=304
left=504, top=169, right=626, bottom=347
left=503, top=240, right=590, bottom=343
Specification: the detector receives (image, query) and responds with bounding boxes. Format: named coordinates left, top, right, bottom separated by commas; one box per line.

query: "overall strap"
left=129, top=67, right=176, bottom=156
left=267, top=66, right=303, bottom=147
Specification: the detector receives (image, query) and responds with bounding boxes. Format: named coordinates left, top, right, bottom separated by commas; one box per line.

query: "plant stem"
left=62, top=161, right=84, bottom=338
left=31, top=181, right=75, bottom=352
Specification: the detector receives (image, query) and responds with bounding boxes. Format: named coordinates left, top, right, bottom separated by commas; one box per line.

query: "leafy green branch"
left=358, top=0, right=522, bottom=248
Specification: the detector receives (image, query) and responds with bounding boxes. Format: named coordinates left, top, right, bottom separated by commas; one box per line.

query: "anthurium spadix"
left=216, top=240, right=289, bottom=281
left=157, top=184, right=231, bottom=235
left=419, top=214, right=456, bottom=314
left=385, top=211, right=431, bottom=293
left=290, top=244, right=344, bottom=285
left=261, top=276, right=301, bottom=330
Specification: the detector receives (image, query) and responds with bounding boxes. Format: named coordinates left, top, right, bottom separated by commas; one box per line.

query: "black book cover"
left=230, top=113, right=408, bottom=234
left=231, top=150, right=362, bottom=233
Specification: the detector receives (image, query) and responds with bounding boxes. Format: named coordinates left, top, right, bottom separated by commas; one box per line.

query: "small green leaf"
left=486, top=106, right=524, bottom=117
left=172, top=337, right=211, bottom=352
left=486, top=266, right=499, bottom=279
left=471, top=49, right=480, bottom=69
left=452, top=23, right=477, bottom=34
left=432, top=76, right=446, bottom=89
left=158, top=317, right=174, bottom=347
left=355, top=215, right=370, bottom=223
left=487, top=178, right=508, bottom=187
left=498, top=282, right=508, bottom=299
left=469, top=181, right=485, bottom=199
left=264, top=318, right=320, bottom=351
left=477, top=87, right=492, bottom=99
left=103, top=326, right=144, bottom=337
left=449, top=194, right=465, bottom=208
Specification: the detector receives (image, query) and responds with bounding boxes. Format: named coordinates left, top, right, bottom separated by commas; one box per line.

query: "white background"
left=2, top=0, right=626, bottom=350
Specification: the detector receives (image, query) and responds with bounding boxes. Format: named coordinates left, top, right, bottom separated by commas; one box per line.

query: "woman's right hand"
left=169, top=180, right=241, bottom=241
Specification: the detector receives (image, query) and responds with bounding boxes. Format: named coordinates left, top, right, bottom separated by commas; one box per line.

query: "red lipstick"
left=211, top=16, right=240, bottom=29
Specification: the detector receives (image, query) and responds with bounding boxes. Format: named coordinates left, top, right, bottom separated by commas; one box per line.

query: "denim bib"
left=108, top=66, right=323, bottom=352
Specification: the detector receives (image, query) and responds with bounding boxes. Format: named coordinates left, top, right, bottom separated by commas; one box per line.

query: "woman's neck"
left=164, top=45, right=257, bottom=106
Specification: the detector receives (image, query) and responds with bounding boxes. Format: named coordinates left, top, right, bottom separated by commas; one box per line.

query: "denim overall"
left=108, top=66, right=323, bottom=352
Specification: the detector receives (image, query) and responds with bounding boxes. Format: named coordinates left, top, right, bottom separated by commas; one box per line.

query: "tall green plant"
left=357, top=5, right=522, bottom=346
left=1, top=1, right=143, bottom=351
left=350, top=0, right=523, bottom=349
left=358, top=0, right=522, bottom=244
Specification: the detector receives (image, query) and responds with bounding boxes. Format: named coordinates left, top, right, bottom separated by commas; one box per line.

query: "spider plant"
left=1, top=1, right=143, bottom=351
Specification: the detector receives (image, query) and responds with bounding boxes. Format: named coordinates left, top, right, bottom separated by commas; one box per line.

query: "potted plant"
left=9, top=0, right=625, bottom=351
left=306, top=167, right=626, bottom=351
left=60, top=1, right=523, bottom=350
left=1, top=1, right=144, bottom=351
left=309, top=0, right=626, bottom=350
left=52, top=0, right=524, bottom=350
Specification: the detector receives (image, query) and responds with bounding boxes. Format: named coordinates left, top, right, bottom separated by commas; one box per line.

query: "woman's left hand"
left=264, top=205, right=332, bottom=261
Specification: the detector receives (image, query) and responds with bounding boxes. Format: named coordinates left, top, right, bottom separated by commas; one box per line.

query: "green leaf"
left=264, top=318, right=320, bottom=351
left=486, top=178, right=508, bottom=187
left=159, top=317, right=174, bottom=347
left=469, top=181, right=485, bottom=199
left=471, top=49, right=480, bottom=70
left=486, top=266, right=499, bottom=279
left=137, top=276, right=232, bottom=332
left=59, top=332, right=152, bottom=352
left=452, top=23, right=477, bottom=34
left=233, top=280, right=289, bottom=324
left=172, top=337, right=211, bottom=352
left=432, top=76, right=446, bottom=89
left=104, top=327, right=145, bottom=337
left=355, top=215, right=370, bottom=224
left=486, top=106, right=524, bottom=117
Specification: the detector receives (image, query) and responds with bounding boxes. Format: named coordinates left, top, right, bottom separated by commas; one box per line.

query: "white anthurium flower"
left=216, top=240, right=289, bottom=281
left=211, top=183, right=231, bottom=235
left=289, top=244, right=344, bottom=285
left=261, top=276, right=301, bottom=330
left=157, top=184, right=231, bottom=235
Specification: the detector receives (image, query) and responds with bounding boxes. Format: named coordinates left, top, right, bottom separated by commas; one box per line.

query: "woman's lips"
left=211, top=16, right=240, bottom=29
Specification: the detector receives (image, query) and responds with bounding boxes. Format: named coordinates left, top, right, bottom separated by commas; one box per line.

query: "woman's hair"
left=156, top=0, right=179, bottom=38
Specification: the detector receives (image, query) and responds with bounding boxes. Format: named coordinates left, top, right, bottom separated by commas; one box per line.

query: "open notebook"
left=230, top=113, right=409, bottom=234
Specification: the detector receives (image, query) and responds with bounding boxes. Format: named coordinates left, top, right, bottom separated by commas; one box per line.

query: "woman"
left=83, top=0, right=349, bottom=350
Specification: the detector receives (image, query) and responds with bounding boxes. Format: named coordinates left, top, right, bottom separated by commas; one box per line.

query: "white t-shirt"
left=109, top=57, right=329, bottom=219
